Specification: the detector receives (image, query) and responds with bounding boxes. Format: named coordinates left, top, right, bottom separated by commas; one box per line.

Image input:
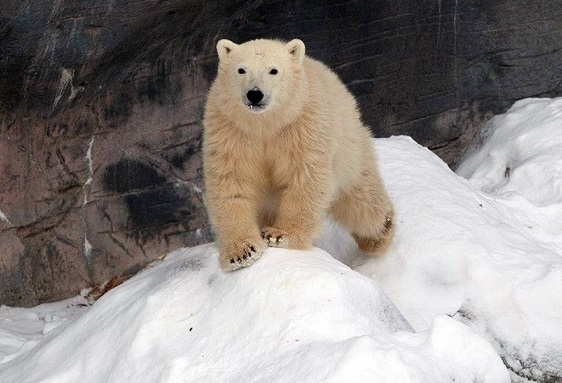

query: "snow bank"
left=319, top=98, right=562, bottom=382
left=456, top=98, right=562, bottom=382
left=366, top=135, right=562, bottom=382
left=0, top=246, right=507, bottom=383
left=2, top=97, right=562, bottom=382
left=457, top=97, right=562, bottom=243
left=457, top=98, right=562, bottom=207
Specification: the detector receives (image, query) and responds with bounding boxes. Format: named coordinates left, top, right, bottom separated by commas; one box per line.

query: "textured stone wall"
left=1, top=0, right=561, bottom=306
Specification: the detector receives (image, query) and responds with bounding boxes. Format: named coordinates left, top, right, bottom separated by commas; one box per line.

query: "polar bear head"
left=214, top=38, right=306, bottom=116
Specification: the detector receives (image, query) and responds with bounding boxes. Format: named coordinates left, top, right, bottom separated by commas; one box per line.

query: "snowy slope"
left=1, top=98, right=562, bottom=382
left=0, top=245, right=508, bottom=383
left=321, top=134, right=562, bottom=382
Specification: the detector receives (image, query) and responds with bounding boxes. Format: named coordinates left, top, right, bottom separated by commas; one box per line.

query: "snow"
left=0, top=247, right=508, bottom=383
left=1, top=97, right=562, bottom=382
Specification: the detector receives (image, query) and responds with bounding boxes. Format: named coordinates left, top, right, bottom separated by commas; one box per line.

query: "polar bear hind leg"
left=330, top=168, right=395, bottom=255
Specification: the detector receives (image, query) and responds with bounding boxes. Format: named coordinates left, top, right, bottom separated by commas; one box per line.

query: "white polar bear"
left=203, top=38, right=394, bottom=270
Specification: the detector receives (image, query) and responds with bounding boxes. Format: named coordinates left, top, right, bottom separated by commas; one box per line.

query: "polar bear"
left=203, top=38, right=394, bottom=271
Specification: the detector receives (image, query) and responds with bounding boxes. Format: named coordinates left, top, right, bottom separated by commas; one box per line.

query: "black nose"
left=246, top=88, right=264, bottom=105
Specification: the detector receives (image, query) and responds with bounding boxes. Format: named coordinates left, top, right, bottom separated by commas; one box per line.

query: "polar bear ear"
left=216, top=39, right=238, bottom=60
left=286, top=39, right=305, bottom=64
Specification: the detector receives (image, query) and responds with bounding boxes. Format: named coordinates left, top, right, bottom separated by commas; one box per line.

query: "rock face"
left=1, top=0, right=561, bottom=306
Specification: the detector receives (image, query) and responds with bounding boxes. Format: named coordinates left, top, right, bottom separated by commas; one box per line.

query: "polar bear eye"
left=238, top=68, right=246, bottom=74
left=269, top=68, right=278, bottom=75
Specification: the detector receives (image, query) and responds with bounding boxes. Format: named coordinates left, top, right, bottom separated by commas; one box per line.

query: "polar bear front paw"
left=220, top=239, right=266, bottom=271
left=260, top=227, right=289, bottom=248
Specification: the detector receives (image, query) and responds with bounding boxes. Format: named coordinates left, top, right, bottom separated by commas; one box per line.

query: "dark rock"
left=0, top=0, right=561, bottom=306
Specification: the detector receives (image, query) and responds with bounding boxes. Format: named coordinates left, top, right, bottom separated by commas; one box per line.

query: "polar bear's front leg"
left=204, top=147, right=269, bottom=270
left=209, top=195, right=268, bottom=271
left=260, top=226, right=288, bottom=247
left=261, top=162, right=331, bottom=250
left=260, top=191, right=326, bottom=249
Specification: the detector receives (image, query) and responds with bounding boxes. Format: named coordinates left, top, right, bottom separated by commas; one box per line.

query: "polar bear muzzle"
left=245, top=87, right=268, bottom=111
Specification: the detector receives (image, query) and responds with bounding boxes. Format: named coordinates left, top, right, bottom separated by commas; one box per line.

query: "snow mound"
left=318, top=100, right=562, bottom=383
left=0, top=245, right=508, bottom=383
left=457, top=98, right=562, bottom=206
left=457, top=97, right=562, bottom=243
